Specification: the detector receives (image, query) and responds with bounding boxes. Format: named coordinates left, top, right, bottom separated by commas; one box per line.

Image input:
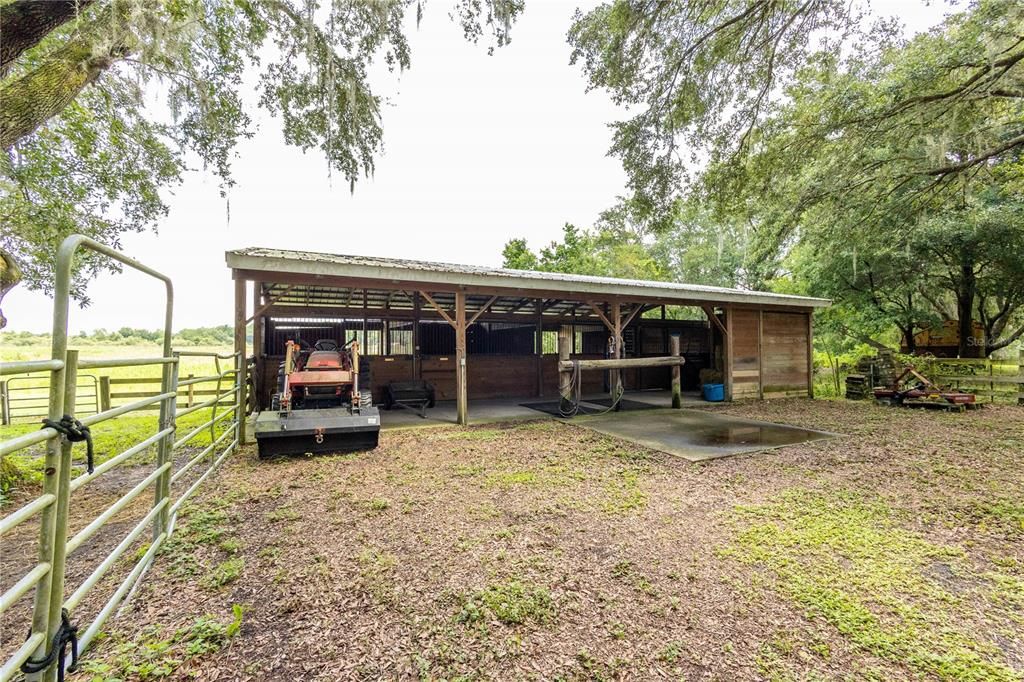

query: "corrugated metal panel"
left=232, top=248, right=830, bottom=309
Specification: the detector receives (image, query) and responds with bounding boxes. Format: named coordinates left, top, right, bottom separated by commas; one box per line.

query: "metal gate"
left=1, top=375, right=100, bottom=424
left=0, top=236, right=242, bottom=681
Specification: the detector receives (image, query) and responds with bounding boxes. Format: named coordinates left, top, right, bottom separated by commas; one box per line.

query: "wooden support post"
left=611, top=301, right=622, bottom=410
left=413, top=292, right=421, bottom=380
left=758, top=310, right=765, bottom=400
left=187, top=375, right=195, bottom=407
left=806, top=312, right=815, bottom=399
left=252, top=281, right=263, bottom=358
left=455, top=291, right=468, bottom=425
left=536, top=299, right=543, bottom=397
left=234, top=276, right=248, bottom=444
left=724, top=307, right=734, bottom=401
left=671, top=333, right=682, bottom=408
left=558, top=332, right=572, bottom=415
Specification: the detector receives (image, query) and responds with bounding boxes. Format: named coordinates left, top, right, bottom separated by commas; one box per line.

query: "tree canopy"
left=504, top=0, right=1024, bottom=357
left=0, top=0, right=522, bottom=300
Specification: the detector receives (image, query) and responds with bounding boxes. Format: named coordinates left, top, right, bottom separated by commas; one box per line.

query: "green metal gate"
left=0, top=236, right=242, bottom=681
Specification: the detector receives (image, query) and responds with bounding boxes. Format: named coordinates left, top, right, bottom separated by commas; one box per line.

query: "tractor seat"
left=306, top=350, right=344, bottom=369
left=314, top=339, right=339, bottom=351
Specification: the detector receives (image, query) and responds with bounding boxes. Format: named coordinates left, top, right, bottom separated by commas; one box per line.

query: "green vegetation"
left=1, top=326, right=241, bottom=348
left=1, top=1, right=522, bottom=298
left=0, top=405, right=233, bottom=503
left=724, top=489, right=1021, bottom=681
left=201, top=557, right=244, bottom=589
left=78, top=605, right=243, bottom=681
left=500, top=2, right=1024, bottom=361
left=459, top=581, right=555, bottom=626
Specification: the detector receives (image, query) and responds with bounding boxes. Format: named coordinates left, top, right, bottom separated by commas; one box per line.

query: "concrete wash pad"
left=573, top=408, right=838, bottom=462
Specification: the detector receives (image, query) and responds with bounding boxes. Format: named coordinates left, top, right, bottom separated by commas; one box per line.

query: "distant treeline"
left=1, top=325, right=251, bottom=347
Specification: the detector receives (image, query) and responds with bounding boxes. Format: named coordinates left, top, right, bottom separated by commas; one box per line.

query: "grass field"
left=2, top=399, right=1011, bottom=681
left=1, top=342, right=236, bottom=499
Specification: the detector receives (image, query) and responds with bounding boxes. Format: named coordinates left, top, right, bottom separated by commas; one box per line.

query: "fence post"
left=0, top=380, right=8, bottom=425
left=187, top=374, right=194, bottom=408
left=99, top=375, right=110, bottom=412
left=153, top=353, right=179, bottom=541
left=671, top=333, right=682, bottom=409
left=1019, top=351, right=1024, bottom=406
left=989, top=358, right=994, bottom=404
left=37, top=350, right=79, bottom=682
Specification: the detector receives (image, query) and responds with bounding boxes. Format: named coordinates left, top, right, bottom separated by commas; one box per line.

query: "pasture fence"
left=0, top=236, right=242, bottom=682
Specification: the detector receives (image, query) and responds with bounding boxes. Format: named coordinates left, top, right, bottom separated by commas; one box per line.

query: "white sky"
left=3, top=0, right=947, bottom=334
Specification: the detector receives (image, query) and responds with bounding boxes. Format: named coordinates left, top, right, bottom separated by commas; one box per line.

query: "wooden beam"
left=558, top=356, right=686, bottom=371
left=420, top=291, right=456, bottom=327
left=558, top=332, right=572, bottom=414
left=467, top=295, right=500, bottom=326
left=504, top=297, right=534, bottom=314
left=702, top=305, right=728, bottom=337
left=413, top=292, right=421, bottom=381
left=611, top=301, right=622, bottom=407
left=758, top=310, right=765, bottom=400
left=233, top=269, right=825, bottom=313
left=535, top=299, right=543, bottom=397
left=621, top=303, right=645, bottom=330
left=806, top=312, right=815, bottom=399
left=260, top=304, right=622, bottom=326
left=245, top=283, right=295, bottom=324
left=584, top=300, right=615, bottom=331
left=455, top=291, right=468, bottom=425
left=234, top=277, right=248, bottom=444
left=670, top=334, right=682, bottom=408
left=251, top=280, right=263, bottom=358
left=724, top=307, right=734, bottom=401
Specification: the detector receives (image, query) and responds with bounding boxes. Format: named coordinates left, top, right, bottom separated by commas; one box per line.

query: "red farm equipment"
left=254, top=338, right=380, bottom=457
left=873, top=366, right=977, bottom=412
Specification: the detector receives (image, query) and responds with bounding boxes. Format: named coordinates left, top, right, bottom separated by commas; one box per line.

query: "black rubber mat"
left=585, top=398, right=662, bottom=411
left=519, top=401, right=568, bottom=416
left=519, top=399, right=662, bottom=416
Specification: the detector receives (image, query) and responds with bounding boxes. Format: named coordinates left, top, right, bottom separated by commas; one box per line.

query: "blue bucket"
left=702, top=383, right=725, bottom=402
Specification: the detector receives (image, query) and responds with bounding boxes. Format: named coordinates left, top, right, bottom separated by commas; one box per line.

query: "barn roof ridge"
left=226, top=246, right=831, bottom=309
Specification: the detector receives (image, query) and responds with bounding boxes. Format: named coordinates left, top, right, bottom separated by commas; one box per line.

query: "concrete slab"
left=377, top=390, right=712, bottom=429
left=573, top=408, right=838, bottom=462
left=379, top=398, right=549, bottom=430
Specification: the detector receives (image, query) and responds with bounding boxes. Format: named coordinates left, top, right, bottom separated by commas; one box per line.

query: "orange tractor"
left=255, top=338, right=380, bottom=457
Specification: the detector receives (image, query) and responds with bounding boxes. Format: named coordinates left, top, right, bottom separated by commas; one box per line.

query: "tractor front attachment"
left=254, top=406, right=380, bottom=458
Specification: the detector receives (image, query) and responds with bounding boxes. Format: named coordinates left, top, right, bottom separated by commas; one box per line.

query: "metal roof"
left=226, top=247, right=830, bottom=309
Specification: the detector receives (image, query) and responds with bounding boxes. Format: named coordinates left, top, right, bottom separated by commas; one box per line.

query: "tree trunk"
left=0, top=0, right=96, bottom=75
left=956, top=259, right=976, bottom=358
left=901, top=324, right=916, bottom=355
left=0, top=247, right=24, bottom=330
left=0, top=26, right=128, bottom=150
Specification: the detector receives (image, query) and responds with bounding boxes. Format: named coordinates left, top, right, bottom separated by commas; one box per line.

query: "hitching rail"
left=0, top=236, right=243, bottom=682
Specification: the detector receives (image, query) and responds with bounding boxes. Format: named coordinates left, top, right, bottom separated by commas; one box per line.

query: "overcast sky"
left=4, top=0, right=947, bottom=334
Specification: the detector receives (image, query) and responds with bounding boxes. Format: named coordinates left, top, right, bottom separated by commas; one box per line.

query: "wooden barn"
left=225, top=249, right=830, bottom=423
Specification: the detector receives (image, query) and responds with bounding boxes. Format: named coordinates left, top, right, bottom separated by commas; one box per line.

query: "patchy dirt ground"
left=5, top=399, right=1023, bottom=681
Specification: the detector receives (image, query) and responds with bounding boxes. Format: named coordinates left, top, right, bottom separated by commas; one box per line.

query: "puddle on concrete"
left=686, top=424, right=827, bottom=448
left=575, top=409, right=837, bottom=462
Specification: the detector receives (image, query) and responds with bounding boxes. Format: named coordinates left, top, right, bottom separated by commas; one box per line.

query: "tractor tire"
left=359, top=356, right=373, bottom=406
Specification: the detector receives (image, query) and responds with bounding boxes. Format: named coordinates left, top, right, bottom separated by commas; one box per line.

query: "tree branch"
left=0, top=0, right=96, bottom=76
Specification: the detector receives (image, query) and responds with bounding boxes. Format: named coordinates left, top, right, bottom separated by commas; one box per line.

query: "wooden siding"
left=761, top=311, right=811, bottom=397
left=730, top=309, right=761, bottom=399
